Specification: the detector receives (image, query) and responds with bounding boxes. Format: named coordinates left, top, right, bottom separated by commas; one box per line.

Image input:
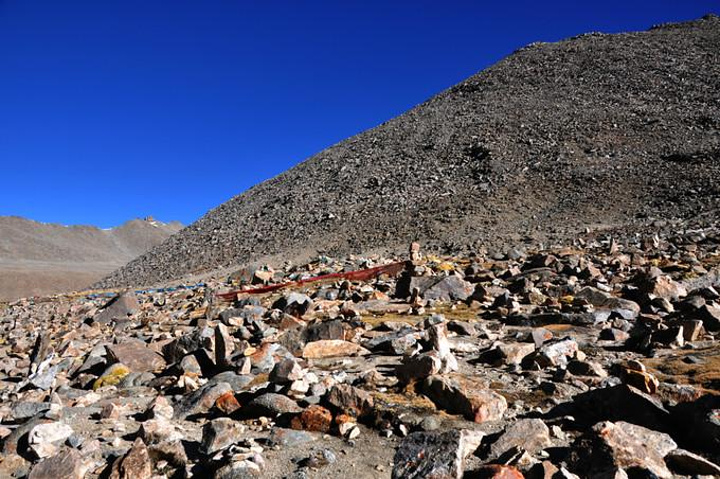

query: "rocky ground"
left=1, top=219, right=720, bottom=478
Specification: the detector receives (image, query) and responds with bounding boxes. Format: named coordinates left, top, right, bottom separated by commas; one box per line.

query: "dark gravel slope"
left=99, top=15, right=720, bottom=288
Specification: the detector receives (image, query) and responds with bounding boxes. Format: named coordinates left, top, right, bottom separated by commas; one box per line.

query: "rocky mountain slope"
left=0, top=217, right=182, bottom=301
left=100, top=15, right=720, bottom=290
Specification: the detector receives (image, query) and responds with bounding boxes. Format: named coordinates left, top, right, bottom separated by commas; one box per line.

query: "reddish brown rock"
left=325, top=384, right=374, bottom=418
left=421, top=375, right=507, bottom=423
left=214, top=323, right=235, bottom=367
left=528, top=461, right=560, bottom=479
left=147, top=440, right=188, bottom=471
left=174, top=381, right=232, bottom=419
left=621, top=365, right=659, bottom=395
left=640, top=269, right=688, bottom=301
left=248, top=393, right=302, bottom=417
left=99, top=403, right=122, bottom=420
left=469, top=465, right=524, bottom=479
left=0, top=454, right=31, bottom=478
left=487, top=418, right=551, bottom=462
left=214, top=391, right=241, bottom=415
left=291, top=405, right=333, bottom=433
left=497, top=342, right=536, bottom=365
left=139, top=418, right=183, bottom=444
left=108, top=438, right=152, bottom=479
left=269, top=358, right=303, bottom=384
left=301, top=339, right=370, bottom=359
left=106, top=340, right=166, bottom=372
left=396, top=351, right=442, bottom=383
left=278, top=315, right=306, bottom=331
left=28, top=447, right=86, bottom=479
left=570, top=421, right=676, bottom=479
left=681, top=319, right=705, bottom=341
left=201, top=418, right=245, bottom=454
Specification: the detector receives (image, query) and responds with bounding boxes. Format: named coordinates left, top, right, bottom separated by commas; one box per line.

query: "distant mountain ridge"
left=0, top=216, right=182, bottom=301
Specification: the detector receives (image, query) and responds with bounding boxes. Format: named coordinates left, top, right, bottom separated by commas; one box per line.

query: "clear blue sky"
left=1, top=1, right=717, bottom=228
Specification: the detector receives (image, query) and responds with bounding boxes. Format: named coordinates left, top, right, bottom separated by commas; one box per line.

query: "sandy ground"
left=0, top=260, right=122, bottom=301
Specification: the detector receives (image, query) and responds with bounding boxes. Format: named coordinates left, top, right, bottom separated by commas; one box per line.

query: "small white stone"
left=148, top=395, right=175, bottom=420
left=73, top=391, right=102, bottom=407
left=28, top=422, right=74, bottom=459
left=338, top=421, right=356, bottom=437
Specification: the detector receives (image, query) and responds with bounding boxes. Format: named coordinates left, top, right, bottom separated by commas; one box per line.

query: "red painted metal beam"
left=216, top=261, right=408, bottom=301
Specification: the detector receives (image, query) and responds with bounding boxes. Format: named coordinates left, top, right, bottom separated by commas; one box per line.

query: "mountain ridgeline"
left=99, top=15, right=720, bottom=288
left=0, top=217, right=181, bottom=300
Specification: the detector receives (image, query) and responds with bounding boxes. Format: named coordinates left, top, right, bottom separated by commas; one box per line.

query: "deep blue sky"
left=1, top=1, right=717, bottom=228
